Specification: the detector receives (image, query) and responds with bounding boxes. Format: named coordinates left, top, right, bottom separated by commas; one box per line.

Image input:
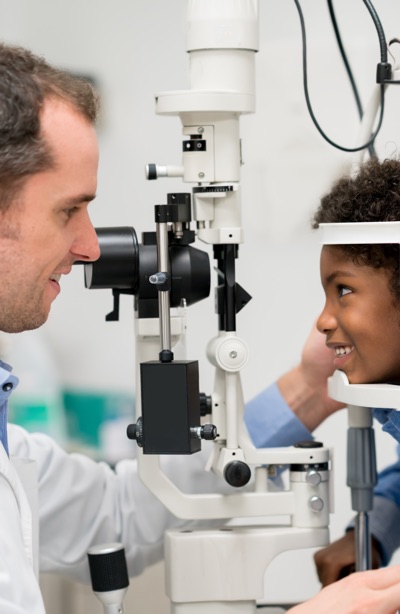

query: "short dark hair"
left=0, top=42, right=99, bottom=208
left=312, top=157, right=400, bottom=298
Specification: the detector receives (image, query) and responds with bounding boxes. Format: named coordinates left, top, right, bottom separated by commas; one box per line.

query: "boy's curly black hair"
left=312, top=157, right=400, bottom=298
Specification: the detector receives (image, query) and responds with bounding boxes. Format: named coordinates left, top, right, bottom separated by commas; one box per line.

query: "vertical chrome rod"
left=156, top=220, right=171, bottom=352
left=355, top=511, right=371, bottom=571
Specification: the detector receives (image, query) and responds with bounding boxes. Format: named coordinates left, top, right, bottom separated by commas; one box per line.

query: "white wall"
left=1, top=0, right=400, bottom=609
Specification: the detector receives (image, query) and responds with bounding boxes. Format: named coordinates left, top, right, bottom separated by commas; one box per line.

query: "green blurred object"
left=62, top=389, right=135, bottom=455
left=8, top=396, right=66, bottom=443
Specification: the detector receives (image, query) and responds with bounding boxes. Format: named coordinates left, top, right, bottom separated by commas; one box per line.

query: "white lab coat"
left=0, top=439, right=44, bottom=613
left=3, top=423, right=224, bottom=613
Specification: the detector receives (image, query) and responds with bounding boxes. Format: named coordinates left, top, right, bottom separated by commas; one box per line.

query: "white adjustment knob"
left=309, top=496, right=324, bottom=512
left=306, top=470, right=321, bottom=486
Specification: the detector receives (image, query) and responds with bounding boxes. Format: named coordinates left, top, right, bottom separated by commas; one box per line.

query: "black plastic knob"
left=87, top=543, right=129, bottom=592
left=127, top=416, right=143, bottom=447
left=146, top=163, right=157, bottom=180
left=199, top=393, right=212, bottom=416
left=224, top=460, right=251, bottom=487
left=201, top=424, right=217, bottom=440
left=294, top=440, right=323, bottom=448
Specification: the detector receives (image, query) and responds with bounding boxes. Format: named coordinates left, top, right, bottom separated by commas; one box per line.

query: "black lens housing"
left=84, top=226, right=210, bottom=318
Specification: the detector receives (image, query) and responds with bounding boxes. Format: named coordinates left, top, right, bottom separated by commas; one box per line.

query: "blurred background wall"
left=0, top=0, right=400, bottom=611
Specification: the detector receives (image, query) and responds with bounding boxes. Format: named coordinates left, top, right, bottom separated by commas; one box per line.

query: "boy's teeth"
left=334, top=346, right=353, bottom=356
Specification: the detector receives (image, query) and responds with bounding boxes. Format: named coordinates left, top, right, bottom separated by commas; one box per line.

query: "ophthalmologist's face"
left=0, top=98, right=100, bottom=333
left=317, top=245, right=400, bottom=384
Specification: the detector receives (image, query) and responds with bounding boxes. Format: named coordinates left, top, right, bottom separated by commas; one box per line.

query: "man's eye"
left=338, top=285, right=352, bottom=297
left=63, top=207, right=79, bottom=218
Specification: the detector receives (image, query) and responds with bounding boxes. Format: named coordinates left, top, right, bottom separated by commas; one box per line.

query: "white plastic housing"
left=186, top=0, right=259, bottom=51
left=328, top=370, right=400, bottom=410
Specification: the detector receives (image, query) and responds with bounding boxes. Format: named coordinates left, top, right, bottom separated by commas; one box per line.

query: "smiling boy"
left=314, top=158, right=400, bottom=387
left=312, top=157, right=400, bottom=586
left=317, top=245, right=400, bottom=385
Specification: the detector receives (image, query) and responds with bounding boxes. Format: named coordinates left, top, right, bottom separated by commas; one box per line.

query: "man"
left=1, top=41, right=398, bottom=613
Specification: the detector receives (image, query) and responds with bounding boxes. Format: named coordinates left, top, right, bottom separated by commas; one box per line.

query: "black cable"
left=327, top=0, right=364, bottom=120
left=327, top=0, right=377, bottom=158
left=362, top=0, right=387, bottom=62
left=293, top=0, right=385, bottom=153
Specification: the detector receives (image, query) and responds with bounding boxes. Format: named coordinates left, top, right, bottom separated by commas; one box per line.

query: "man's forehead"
left=39, top=98, right=99, bottom=178
left=40, top=97, right=98, bottom=146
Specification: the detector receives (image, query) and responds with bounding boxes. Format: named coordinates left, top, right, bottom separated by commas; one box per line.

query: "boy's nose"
left=316, top=304, right=337, bottom=335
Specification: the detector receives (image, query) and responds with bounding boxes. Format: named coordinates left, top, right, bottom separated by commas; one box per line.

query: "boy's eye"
left=338, top=285, right=352, bottom=297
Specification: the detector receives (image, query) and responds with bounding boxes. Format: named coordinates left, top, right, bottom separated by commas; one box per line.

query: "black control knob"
left=146, top=163, right=157, bottom=180
left=224, top=460, right=251, bottom=487
left=294, top=440, right=323, bottom=448
left=127, top=416, right=144, bottom=447
left=88, top=543, right=129, bottom=592
left=199, top=393, right=212, bottom=416
left=201, top=424, right=217, bottom=440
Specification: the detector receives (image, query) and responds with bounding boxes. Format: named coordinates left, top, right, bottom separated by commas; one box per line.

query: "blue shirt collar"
left=0, top=360, right=19, bottom=455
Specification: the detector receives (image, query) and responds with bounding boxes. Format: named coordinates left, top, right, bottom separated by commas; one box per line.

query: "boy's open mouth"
left=334, top=345, right=354, bottom=356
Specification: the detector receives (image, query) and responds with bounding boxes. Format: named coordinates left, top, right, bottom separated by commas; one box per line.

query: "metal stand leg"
left=355, top=511, right=371, bottom=572
left=347, top=406, right=377, bottom=571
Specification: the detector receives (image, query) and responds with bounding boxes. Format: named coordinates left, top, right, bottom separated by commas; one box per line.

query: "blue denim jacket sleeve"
left=244, top=382, right=313, bottom=448
left=374, top=408, right=400, bottom=443
left=371, top=410, right=400, bottom=565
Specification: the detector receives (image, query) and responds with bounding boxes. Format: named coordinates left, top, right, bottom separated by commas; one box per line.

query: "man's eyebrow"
left=62, top=193, right=97, bottom=206
left=325, top=270, right=357, bottom=284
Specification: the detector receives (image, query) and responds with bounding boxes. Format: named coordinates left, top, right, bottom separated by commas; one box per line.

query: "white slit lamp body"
left=80, top=2, right=400, bottom=611
left=134, top=2, right=330, bottom=612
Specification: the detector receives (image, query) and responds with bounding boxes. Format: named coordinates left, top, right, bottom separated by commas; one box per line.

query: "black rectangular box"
left=140, top=360, right=201, bottom=454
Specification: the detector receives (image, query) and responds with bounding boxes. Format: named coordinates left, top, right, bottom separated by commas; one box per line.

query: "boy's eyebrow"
left=325, top=270, right=357, bottom=284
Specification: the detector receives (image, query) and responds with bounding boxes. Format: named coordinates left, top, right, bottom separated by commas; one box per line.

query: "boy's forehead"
left=320, top=244, right=393, bottom=287
left=320, top=245, right=349, bottom=266
left=320, top=246, right=356, bottom=282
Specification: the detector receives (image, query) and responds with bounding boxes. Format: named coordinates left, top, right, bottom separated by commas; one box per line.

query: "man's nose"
left=72, top=216, right=100, bottom=262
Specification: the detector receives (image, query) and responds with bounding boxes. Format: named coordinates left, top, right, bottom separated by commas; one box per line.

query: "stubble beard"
left=0, top=290, right=49, bottom=333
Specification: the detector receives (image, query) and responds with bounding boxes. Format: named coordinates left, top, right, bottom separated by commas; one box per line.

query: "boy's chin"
left=341, top=370, right=370, bottom=386
left=344, top=369, right=400, bottom=386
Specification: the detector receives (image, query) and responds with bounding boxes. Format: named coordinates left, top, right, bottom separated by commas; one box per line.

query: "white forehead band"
left=319, top=221, right=400, bottom=245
